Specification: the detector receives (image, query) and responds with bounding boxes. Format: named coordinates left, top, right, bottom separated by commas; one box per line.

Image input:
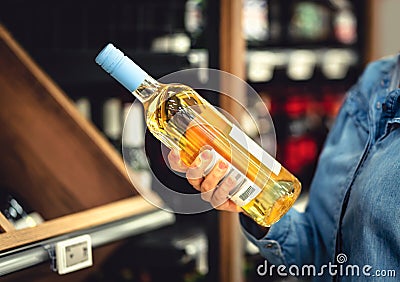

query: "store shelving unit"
left=241, top=0, right=368, bottom=192
left=0, top=24, right=174, bottom=279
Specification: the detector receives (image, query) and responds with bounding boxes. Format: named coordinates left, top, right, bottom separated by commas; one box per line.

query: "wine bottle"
left=0, top=188, right=43, bottom=229
left=103, top=97, right=122, bottom=151
left=123, top=103, right=152, bottom=190
left=75, top=97, right=92, bottom=120
left=95, top=44, right=301, bottom=227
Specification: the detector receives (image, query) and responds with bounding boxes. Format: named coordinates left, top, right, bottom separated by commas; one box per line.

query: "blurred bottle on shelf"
left=123, top=103, right=152, bottom=191
left=254, top=85, right=348, bottom=191
left=287, top=50, right=317, bottom=81
left=244, top=92, right=276, bottom=157
left=288, top=1, right=330, bottom=42
left=0, top=188, right=43, bottom=230
left=75, top=97, right=91, bottom=121
left=280, top=91, right=324, bottom=189
left=103, top=98, right=123, bottom=152
left=332, top=0, right=357, bottom=44
left=243, top=0, right=269, bottom=46
left=321, top=49, right=357, bottom=80
left=185, top=0, right=206, bottom=49
left=243, top=0, right=363, bottom=190
left=151, top=33, right=191, bottom=54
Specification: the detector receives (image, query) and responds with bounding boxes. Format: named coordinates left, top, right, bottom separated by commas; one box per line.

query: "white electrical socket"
left=55, top=234, right=93, bottom=275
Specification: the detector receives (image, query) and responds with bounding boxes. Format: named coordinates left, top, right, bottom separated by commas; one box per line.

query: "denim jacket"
left=241, top=55, right=400, bottom=281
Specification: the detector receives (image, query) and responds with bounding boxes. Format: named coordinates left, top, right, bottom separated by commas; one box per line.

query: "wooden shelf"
left=0, top=213, right=15, bottom=233
left=0, top=200, right=174, bottom=277
left=0, top=23, right=172, bottom=278
left=219, top=1, right=246, bottom=282
left=0, top=24, right=140, bottom=220
left=0, top=196, right=157, bottom=252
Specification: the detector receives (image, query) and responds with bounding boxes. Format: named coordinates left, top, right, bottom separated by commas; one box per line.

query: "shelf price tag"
left=55, top=234, right=93, bottom=275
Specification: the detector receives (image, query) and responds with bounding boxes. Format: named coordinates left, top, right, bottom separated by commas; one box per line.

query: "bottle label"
left=229, top=179, right=262, bottom=207
left=202, top=149, right=262, bottom=207
left=229, top=125, right=281, bottom=176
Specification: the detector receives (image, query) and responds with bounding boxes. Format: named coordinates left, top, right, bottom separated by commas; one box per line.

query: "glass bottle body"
left=95, top=43, right=301, bottom=227
left=141, top=81, right=301, bottom=227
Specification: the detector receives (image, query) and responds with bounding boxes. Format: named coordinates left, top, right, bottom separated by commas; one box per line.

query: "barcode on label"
left=230, top=179, right=262, bottom=207
left=239, top=186, right=256, bottom=202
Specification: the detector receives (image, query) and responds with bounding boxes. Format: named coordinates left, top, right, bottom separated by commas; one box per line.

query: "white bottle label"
left=202, top=149, right=262, bottom=207
left=229, top=125, right=281, bottom=176
left=229, top=179, right=262, bottom=207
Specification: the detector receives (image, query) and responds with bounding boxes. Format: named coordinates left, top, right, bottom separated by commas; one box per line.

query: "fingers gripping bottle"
left=95, top=44, right=301, bottom=227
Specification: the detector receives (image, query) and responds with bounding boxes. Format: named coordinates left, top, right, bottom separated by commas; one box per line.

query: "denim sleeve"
left=239, top=57, right=397, bottom=269
left=240, top=208, right=314, bottom=266
left=239, top=83, right=357, bottom=267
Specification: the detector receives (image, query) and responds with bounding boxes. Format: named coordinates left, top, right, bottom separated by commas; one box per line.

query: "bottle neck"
left=95, top=44, right=159, bottom=103
left=133, top=76, right=161, bottom=104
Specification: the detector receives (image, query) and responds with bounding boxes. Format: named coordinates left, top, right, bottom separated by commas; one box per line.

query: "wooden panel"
left=0, top=212, right=15, bottom=233
left=0, top=24, right=138, bottom=220
left=367, top=0, right=400, bottom=62
left=219, top=1, right=246, bottom=282
left=0, top=196, right=156, bottom=252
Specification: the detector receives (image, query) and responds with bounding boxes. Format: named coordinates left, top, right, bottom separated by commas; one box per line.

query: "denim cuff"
left=239, top=211, right=293, bottom=266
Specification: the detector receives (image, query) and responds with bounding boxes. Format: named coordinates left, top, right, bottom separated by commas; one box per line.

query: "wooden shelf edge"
left=0, top=196, right=157, bottom=252
left=219, top=1, right=245, bottom=282
left=0, top=213, right=15, bottom=233
left=0, top=25, right=124, bottom=173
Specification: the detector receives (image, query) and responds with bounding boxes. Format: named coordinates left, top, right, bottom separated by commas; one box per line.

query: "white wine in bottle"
left=95, top=44, right=301, bottom=227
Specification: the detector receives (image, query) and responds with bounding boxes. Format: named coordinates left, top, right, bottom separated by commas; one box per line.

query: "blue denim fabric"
left=241, top=55, right=400, bottom=281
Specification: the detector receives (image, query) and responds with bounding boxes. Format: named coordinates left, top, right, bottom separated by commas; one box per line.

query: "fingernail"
left=200, top=150, right=211, bottom=160
left=218, top=160, right=228, bottom=170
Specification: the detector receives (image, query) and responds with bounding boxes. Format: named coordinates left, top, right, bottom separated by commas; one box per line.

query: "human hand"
left=167, top=148, right=242, bottom=213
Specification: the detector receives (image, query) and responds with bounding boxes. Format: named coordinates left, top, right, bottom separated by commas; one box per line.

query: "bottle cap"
left=95, top=43, right=148, bottom=92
